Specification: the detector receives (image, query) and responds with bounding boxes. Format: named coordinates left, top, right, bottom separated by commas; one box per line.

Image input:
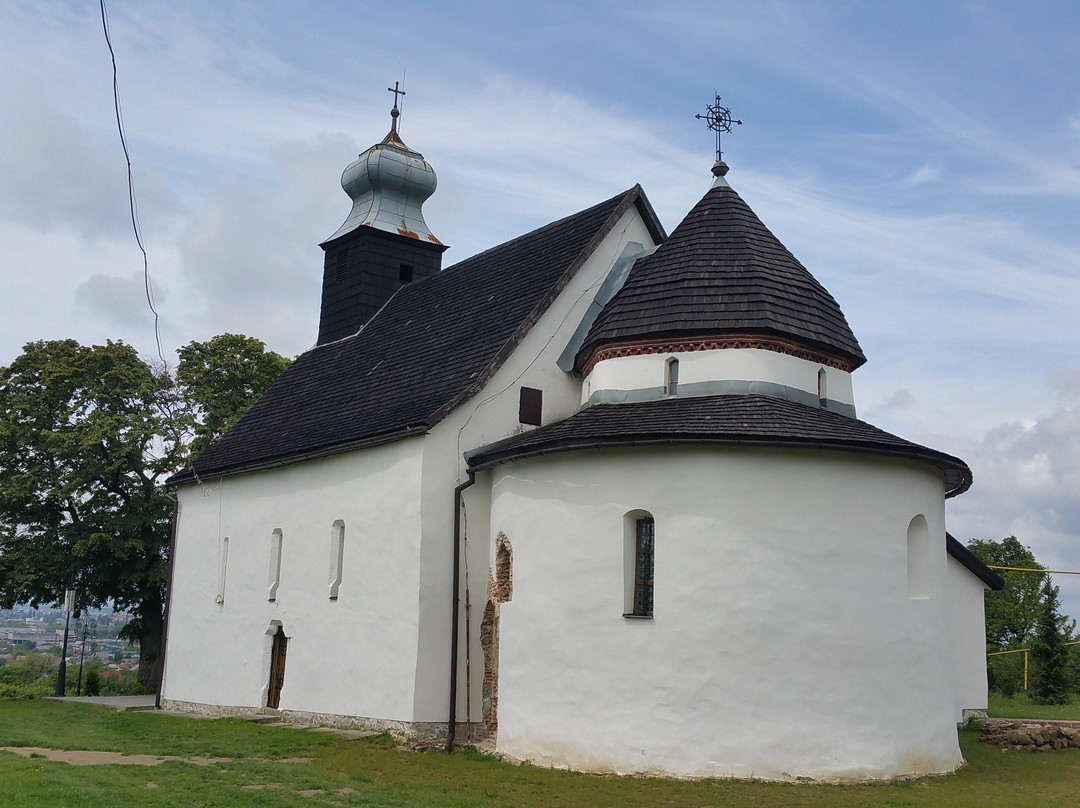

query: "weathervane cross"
left=696, top=93, right=742, bottom=163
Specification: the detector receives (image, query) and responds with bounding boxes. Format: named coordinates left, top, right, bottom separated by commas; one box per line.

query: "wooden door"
left=267, top=628, right=288, bottom=709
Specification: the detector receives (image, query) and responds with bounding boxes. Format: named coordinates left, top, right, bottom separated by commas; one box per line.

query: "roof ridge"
left=427, top=186, right=653, bottom=424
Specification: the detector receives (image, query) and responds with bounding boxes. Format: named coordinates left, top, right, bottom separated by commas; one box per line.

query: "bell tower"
left=317, top=84, right=447, bottom=345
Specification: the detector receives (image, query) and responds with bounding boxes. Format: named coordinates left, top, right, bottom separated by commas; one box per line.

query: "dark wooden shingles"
left=173, top=188, right=644, bottom=482
left=576, top=184, right=866, bottom=370
left=468, top=394, right=971, bottom=497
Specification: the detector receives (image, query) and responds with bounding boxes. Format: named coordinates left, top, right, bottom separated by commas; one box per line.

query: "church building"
left=160, top=96, right=1002, bottom=781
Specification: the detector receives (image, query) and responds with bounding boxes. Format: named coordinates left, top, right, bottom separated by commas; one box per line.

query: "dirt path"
left=1, top=747, right=230, bottom=766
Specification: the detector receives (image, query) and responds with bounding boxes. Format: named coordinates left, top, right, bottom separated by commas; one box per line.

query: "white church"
left=160, top=98, right=1003, bottom=782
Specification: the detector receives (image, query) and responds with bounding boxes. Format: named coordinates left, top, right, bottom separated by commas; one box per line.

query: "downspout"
left=445, top=470, right=476, bottom=753
left=155, top=489, right=180, bottom=710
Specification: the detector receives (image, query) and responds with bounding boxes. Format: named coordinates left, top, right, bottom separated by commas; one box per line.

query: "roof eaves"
left=167, top=423, right=430, bottom=487
left=468, top=430, right=972, bottom=497
left=946, top=533, right=1006, bottom=591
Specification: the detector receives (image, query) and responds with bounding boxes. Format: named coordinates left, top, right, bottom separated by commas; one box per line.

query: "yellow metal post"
left=1024, top=649, right=1029, bottom=691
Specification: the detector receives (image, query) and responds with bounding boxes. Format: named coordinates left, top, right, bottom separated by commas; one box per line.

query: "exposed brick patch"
left=493, top=534, right=513, bottom=604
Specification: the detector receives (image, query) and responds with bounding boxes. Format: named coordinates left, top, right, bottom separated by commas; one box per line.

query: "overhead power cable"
left=100, top=0, right=166, bottom=365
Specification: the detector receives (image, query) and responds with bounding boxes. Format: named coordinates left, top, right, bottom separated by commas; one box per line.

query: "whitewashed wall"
left=409, top=204, right=659, bottom=725
left=947, top=555, right=991, bottom=722
left=584, top=348, right=854, bottom=409
left=162, top=437, right=425, bottom=721
left=488, top=446, right=961, bottom=781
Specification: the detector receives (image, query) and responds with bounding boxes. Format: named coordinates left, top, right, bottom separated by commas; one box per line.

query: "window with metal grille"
left=335, top=249, right=349, bottom=283
left=633, top=517, right=654, bottom=616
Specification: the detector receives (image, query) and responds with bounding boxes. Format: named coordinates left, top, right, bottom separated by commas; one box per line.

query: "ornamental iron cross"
left=696, top=93, right=742, bottom=162
left=388, top=81, right=406, bottom=132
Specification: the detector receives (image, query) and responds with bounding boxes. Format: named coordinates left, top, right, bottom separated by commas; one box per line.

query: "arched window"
left=624, top=511, right=655, bottom=617
left=817, top=367, right=828, bottom=407
left=665, top=357, right=679, bottom=396
left=329, top=520, right=345, bottom=600
left=268, top=528, right=283, bottom=602
left=907, top=514, right=931, bottom=599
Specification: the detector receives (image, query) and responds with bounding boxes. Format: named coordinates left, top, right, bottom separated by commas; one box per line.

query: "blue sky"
left=2, top=1, right=1080, bottom=615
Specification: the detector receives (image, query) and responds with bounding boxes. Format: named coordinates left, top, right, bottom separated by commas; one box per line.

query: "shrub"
left=84, top=669, right=101, bottom=697
left=0, top=682, right=49, bottom=700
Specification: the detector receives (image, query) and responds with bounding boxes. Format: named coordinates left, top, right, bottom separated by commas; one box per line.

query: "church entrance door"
left=267, top=627, right=288, bottom=708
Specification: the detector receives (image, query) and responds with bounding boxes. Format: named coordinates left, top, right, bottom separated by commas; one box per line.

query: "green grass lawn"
left=988, top=691, right=1080, bottom=720
left=4, top=700, right=1080, bottom=807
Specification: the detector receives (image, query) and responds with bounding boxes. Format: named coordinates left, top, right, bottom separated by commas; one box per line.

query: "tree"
left=0, top=340, right=180, bottom=690
left=967, top=536, right=1046, bottom=650
left=1031, top=575, right=1070, bottom=704
left=177, top=334, right=291, bottom=460
left=0, top=335, right=289, bottom=692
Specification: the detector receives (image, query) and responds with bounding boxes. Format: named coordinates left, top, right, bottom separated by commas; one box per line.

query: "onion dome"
left=322, top=117, right=442, bottom=247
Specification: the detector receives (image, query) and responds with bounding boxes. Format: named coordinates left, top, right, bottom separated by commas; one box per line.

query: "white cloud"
left=75, top=273, right=166, bottom=330
left=0, top=93, right=181, bottom=240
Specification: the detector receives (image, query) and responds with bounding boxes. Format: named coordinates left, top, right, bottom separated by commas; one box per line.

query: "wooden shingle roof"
left=467, top=394, right=971, bottom=497
left=170, top=186, right=662, bottom=484
left=575, top=182, right=866, bottom=372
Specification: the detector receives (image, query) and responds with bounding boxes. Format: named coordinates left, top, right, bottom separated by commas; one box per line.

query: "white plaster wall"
left=489, top=446, right=961, bottom=781
left=947, top=555, right=991, bottom=722
left=408, top=204, right=660, bottom=725
left=161, top=438, right=424, bottom=721
left=584, top=348, right=854, bottom=408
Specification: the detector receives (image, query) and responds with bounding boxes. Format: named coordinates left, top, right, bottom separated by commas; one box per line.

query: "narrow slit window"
left=268, top=528, right=283, bottom=602
left=329, top=520, right=345, bottom=600
left=335, top=249, right=349, bottom=283
left=217, top=536, right=229, bottom=605
left=634, top=518, right=655, bottom=616
left=817, top=367, right=828, bottom=407
left=519, top=386, right=543, bottom=426
left=907, top=514, right=931, bottom=599
left=624, top=513, right=655, bottom=618
left=665, top=357, right=679, bottom=396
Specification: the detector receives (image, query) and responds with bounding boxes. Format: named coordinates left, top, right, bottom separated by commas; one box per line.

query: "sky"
left=1, top=1, right=1079, bottom=617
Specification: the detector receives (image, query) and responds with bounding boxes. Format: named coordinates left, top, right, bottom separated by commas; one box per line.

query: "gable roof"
left=575, top=181, right=866, bottom=372
left=467, top=394, right=971, bottom=497
left=946, top=533, right=1006, bottom=590
left=170, top=186, right=665, bottom=484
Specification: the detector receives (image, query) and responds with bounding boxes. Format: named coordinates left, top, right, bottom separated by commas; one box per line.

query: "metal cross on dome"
left=388, top=81, right=406, bottom=133
left=696, top=93, right=742, bottom=162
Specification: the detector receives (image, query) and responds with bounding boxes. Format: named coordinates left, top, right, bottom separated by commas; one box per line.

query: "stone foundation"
left=158, top=699, right=487, bottom=748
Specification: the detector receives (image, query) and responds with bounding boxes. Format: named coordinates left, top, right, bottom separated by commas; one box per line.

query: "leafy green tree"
left=967, top=536, right=1046, bottom=650
left=1031, top=575, right=1071, bottom=704
left=177, top=334, right=290, bottom=459
left=0, top=335, right=289, bottom=693
left=0, top=340, right=180, bottom=690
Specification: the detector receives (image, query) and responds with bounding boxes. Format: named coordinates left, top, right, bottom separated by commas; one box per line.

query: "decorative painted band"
left=581, top=335, right=853, bottom=378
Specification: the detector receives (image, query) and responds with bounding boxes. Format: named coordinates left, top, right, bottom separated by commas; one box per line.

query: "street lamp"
left=53, top=588, right=74, bottom=697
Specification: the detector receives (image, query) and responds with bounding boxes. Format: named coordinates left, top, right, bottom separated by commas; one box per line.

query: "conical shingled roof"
left=575, top=181, right=866, bottom=371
